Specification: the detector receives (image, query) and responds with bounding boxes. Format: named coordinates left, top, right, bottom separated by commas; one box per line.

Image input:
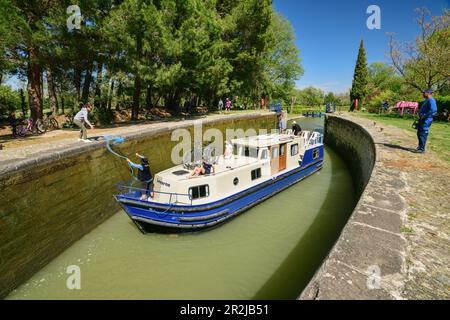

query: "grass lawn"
left=354, top=113, right=450, bottom=163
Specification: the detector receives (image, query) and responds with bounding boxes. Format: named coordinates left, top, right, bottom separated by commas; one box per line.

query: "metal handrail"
left=117, top=184, right=193, bottom=205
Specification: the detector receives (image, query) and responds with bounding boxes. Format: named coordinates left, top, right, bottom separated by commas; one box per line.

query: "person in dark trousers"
left=127, top=153, right=153, bottom=200
left=292, top=121, right=302, bottom=136
left=8, top=111, right=17, bottom=138
left=414, top=89, right=437, bottom=154
left=382, top=100, right=389, bottom=113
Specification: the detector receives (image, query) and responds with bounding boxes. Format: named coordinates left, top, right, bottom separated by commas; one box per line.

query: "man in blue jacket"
left=415, top=89, right=437, bottom=153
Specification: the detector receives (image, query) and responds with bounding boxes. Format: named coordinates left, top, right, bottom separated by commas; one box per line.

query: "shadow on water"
left=253, top=148, right=356, bottom=300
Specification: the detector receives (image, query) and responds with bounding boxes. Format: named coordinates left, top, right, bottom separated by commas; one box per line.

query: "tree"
left=263, top=13, right=304, bottom=104
left=350, top=39, right=369, bottom=111
left=389, top=8, right=450, bottom=93
left=296, top=86, right=324, bottom=107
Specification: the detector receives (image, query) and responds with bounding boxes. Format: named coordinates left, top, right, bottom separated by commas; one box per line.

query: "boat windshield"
left=233, top=145, right=258, bottom=158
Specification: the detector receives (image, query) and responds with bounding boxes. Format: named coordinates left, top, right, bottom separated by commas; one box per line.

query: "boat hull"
left=116, top=160, right=323, bottom=233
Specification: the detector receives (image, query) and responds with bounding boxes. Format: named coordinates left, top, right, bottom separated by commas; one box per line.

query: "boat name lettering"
left=157, top=179, right=171, bottom=188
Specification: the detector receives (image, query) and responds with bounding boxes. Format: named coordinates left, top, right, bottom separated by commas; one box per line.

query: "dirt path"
left=347, top=114, right=450, bottom=299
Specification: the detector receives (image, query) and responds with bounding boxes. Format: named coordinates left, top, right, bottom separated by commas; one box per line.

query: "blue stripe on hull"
left=118, top=158, right=324, bottom=233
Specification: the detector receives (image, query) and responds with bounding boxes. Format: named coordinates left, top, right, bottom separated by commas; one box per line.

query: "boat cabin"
left=150, top=132, right=323, bottom=206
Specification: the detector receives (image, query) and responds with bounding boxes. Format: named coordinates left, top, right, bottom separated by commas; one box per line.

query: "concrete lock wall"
left=0, top=114, right=276, bottom=298
left=323, top=115, right=376, bottom=198
left=300, top=115, right=407, bottom=300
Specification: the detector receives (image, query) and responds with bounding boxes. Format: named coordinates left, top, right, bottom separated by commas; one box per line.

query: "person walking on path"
left=225, top=98, right=232, bottom=112
left=218, top=99, right=224, bottom=112
left=8, top=111, right=17, bottom=138
left=414, top=89, right=437, bottom=154
left=73, top=102, right=95, bottom=142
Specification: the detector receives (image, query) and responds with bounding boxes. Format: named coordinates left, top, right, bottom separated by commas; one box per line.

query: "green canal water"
left=7, top=118, right=356, bottom=300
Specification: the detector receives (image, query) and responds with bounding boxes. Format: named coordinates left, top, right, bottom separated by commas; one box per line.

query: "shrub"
left=436, top=96, right=450, bottom=114
left=91, top=107, right=114, bottom=125
left=0, top=85, right=21, bottom=117
left=367, top=90, right=396, bottom=113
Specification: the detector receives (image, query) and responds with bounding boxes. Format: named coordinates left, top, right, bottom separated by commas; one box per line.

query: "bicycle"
left=36, top=112, right=59, bottom=133
left=16, top=118, right=34, bottom=137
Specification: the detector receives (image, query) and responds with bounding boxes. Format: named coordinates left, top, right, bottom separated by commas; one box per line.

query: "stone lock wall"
left=300, top=115, right=409, bottom=300
left=0, top=114, right=276, bottom=298
left=323, top=115, right=376, bottom=197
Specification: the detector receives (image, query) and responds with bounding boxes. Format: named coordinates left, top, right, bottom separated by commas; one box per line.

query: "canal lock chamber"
left=2, top=114, right=369, bottom=299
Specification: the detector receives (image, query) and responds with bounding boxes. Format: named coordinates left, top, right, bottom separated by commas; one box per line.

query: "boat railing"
left=304, top=131, right=323, bottom=148
left=117, top=184, right=193, bottom=206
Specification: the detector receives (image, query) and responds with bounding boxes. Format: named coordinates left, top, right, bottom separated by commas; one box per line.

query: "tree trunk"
left=74, top=65, right=82, bottom=103
left=132, top=34, right=143, bottom=120
left=146, top=83, right=152, bottom=109
left=107, top=79, right=115, bottom=111
left=61, top=94, right=65, bottom=114
left=47, top=68, right=59, bottom=115
left=94, top=61, right=104, bottom=107
left=20, top=89, right=27, bottom=117
left=132, top=75, right=141, bottom=120
left=81, top=61, right=94, bottom=104
left=28, top=46, right=43, bottom=126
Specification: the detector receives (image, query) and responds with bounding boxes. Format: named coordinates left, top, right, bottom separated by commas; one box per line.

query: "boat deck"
left=157, top=155, right=259, bottom=182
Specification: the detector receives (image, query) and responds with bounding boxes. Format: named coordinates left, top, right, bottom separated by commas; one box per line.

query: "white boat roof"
left=157, top=155, right=259, bottom=182
left=231, top=134, right=299, bottom=148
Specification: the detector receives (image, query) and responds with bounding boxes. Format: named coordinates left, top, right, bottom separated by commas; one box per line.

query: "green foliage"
left=365, top=62, right=423, bottom=114
left=0, top=85, right=21, bottom=115
left=389, top=9, right=449, bottom=93
left=367, top=89, right=396, bottom=113
left=295, top=86, right=324, bottom=107
left=436, top=96, right=450, bottom=114
left=91, top=107, right=114, bottom=125
left=0, top=0, right=303, bottom=119
left=350, top=40, right=369, bottom=105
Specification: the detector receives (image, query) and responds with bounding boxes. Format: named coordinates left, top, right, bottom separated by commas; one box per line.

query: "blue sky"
left=274, top=0, right=449, bottom=93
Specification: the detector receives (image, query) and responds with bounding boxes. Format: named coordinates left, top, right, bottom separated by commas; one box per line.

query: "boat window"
left=233, top=144, right=239, bottom=156
left=271, top=147, right=279, bottom=159
left=172, top=170, right=190, bottom=176
left=312, top=149, right=320, bottom=159
left=189, top=185, right=210, bottom=200
left=251, top=168, right=262, bottom=180
left=259, top=149, right=268, bottom=160
left=280, top=144, right=286, bottom=156
left=244, top=147, right=258, bottom=158
left=233, top=178, right=239, bottom=186
left=291, top=144, right=299, bottom=156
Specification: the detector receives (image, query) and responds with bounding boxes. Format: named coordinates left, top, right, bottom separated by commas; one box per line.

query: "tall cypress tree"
left=350, top=39, right=368, bottom=111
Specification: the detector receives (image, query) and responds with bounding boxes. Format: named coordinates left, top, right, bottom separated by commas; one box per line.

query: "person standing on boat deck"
left=292, top=121, right=302, bottom=136
left=414, top=89, right=437, bottom=154
left=189, top=160, right=215, bottom=178
left=73, top=102, right=94, bottom=142
left=279, top=112, right=287, bottom=133
left=224, top=141, right=233, bottom=159
left=127, top=153, right=153, bottom=200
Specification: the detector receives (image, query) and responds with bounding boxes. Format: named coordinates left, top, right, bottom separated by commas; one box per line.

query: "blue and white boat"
left=115, top=130, right=324, bottom=233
